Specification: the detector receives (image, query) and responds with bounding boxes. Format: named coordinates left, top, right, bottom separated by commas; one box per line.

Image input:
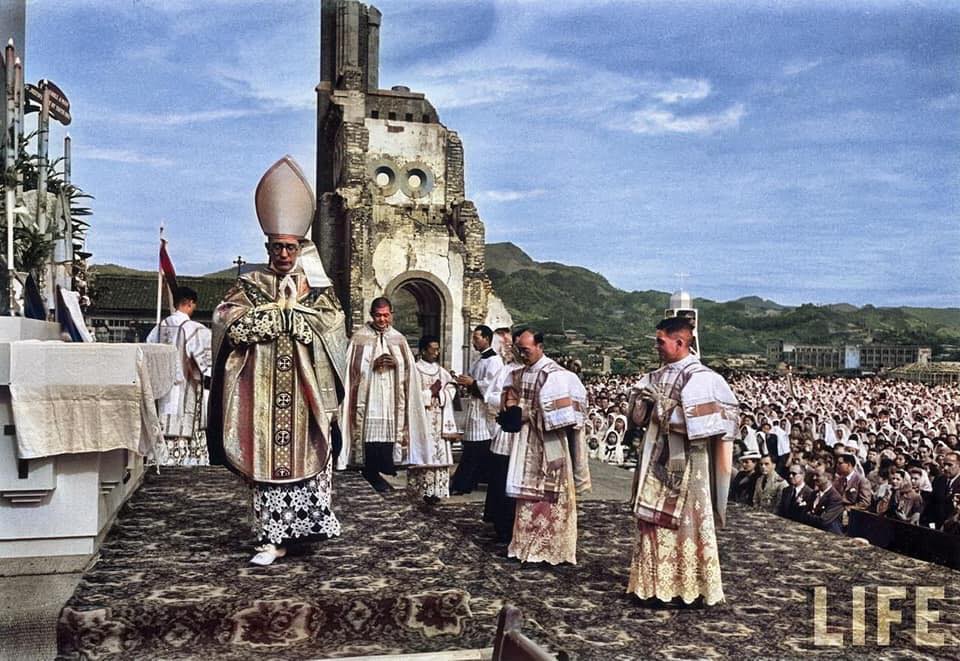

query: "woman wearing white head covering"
left=822, top=420, right=839, bottom=448
left=602, top=429, right=625, bottom=465
left=740, top=425, right=760, bottom=457
left=611, top=414, right=628, bottom=438
left=592, top=410, right=609, bottom=438
left=911, top=466, right=933, bottom=494
left=587, top=434, right=601, bottom=460
left=604, top=411, right=616, bottom=434
left=771, top=420, right=790, bottom=457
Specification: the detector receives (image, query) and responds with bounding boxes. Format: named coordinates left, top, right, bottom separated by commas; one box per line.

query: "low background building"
left=88, top=271, right=234, bottom=342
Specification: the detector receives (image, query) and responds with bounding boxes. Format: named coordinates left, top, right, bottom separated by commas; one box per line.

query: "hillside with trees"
left=485, top=242, right=960, bottom=369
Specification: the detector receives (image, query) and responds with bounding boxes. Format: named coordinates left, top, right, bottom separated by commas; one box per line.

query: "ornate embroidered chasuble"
left=208, top=269, right=347, bottom=484
left=505, top=356, right=590, bottom=564
left=626, top=354, right=738, bottom=604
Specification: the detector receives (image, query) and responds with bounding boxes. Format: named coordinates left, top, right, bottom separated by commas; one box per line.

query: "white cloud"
left=210, top=64, right=317, bottom=112
left=782, top=58, right=822, bottom=76
left=475, top=188, right=547, bottom=202
left=653, top=78, right=711, bottom=104
left=108, top=108, right=268, bottom=126
left=81, top=148, right=174, bottom=167
left=397, top=43, right=647, bottom=120
left=626, top=104, right=746, bottom=135
left=413, top=73, right=534, bottom=110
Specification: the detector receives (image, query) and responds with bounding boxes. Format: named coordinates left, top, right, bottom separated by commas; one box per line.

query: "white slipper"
left=250, top=550, right=278, bottom=566
left=249, top=544, right=285, bottom=566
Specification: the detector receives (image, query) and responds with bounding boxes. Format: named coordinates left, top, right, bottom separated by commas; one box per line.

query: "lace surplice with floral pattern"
left=251, top=462, right=341, bottom=545
left=627, top=442, right=724, bottom=604
left=406, top=466, right=450, bottom=500
left=508, top=459, right=578, bottom=565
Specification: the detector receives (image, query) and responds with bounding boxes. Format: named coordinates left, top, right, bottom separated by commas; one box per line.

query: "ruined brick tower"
left=315, top=0, right=510, bottom=372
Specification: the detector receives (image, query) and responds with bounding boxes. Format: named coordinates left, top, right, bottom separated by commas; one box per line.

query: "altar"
left=0, top=319, right=176, bottom=574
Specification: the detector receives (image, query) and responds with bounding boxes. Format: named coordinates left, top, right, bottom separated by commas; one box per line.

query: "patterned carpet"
left=57, top=467, right=960, bottom=660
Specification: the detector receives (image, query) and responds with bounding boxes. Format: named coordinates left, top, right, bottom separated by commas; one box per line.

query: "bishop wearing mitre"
left=207, top=156, right=349, bottom=566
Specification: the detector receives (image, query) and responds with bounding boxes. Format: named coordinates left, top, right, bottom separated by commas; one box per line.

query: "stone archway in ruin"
left=384, top=272, right=454, bottom=367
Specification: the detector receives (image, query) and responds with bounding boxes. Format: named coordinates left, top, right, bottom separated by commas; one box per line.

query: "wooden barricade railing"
left=848, top=510, right=960, bottom=570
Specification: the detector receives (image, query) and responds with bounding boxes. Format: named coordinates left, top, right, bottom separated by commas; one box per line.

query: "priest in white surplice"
left=147, top=286, right=212, bottom=465
left=413, top=335, right=458, bottom=504
left=340, top=297, right=452, bottom=498
left=452, top=324, right=503, bottom=494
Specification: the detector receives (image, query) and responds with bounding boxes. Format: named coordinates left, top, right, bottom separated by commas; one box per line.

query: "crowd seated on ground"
left=583, top=370, right=960, bottom=538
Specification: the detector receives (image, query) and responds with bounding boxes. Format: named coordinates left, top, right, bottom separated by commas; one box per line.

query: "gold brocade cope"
left=208, top=269, right=347, bottom=484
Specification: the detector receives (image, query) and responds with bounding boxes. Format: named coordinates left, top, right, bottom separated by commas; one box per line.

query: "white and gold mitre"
left=255, top=155, right=315, bottom=237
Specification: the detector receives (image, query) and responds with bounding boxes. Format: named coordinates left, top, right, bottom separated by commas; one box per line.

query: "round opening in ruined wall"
left=399, top=163, right=434, bottom=199
left=367, top=158, right=401, bottom=197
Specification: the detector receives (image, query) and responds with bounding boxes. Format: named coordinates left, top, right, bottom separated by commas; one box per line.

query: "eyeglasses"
left=269, top=242, right=300, bottom=255
left=789, top=472, right=804, bottom=476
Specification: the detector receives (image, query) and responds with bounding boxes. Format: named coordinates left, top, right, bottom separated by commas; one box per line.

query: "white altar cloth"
left=8, top=342, right=177, bottom=459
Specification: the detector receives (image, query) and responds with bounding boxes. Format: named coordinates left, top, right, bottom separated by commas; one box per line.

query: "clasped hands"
left=372, top=353, right=397, bottom=372
left=279, top=275, right=299, bottom=310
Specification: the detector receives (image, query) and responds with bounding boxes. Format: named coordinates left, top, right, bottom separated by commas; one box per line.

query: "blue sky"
left=24, top=0, right=960, bottom=307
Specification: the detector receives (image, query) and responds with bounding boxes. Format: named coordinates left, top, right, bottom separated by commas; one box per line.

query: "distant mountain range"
left=483, top=242, right=960, bottom=362
left=90, top=245, right=960, bottom=362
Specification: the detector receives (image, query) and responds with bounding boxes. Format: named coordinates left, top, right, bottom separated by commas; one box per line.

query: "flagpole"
left=5, top=41, right=16, bottom=315
left=155, top=225, right=163, bottom=329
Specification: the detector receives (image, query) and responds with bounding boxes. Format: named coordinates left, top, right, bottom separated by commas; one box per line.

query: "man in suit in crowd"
left=923, top=451, right=960, bottom=529
left=833, top=453, right=872, bottom=511
left=801, top=473, right=845, bottom=534
left=777, top=463, right=814, bottom=522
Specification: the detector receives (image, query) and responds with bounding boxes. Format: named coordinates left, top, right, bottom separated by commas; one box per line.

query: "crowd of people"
left=584, top=370, right=960, bottom=536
